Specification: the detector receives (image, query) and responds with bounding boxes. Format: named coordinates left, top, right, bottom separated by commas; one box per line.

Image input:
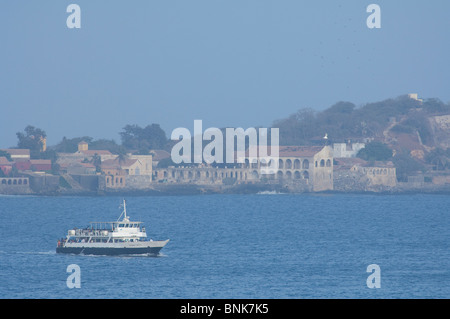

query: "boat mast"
left=117, top=199, right=128, bottom=222
left=123, top=199, right=127, bottom=220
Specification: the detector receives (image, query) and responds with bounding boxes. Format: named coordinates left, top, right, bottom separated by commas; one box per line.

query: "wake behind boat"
left=56, top=200, right=169, bottom=256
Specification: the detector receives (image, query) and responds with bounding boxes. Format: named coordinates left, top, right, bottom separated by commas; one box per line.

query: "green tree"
left=357, top=142, right=393, bottom=161
left=156, top=157, right=177, bottom=168
left=422, top=98, right=450, bottom=114
left=117, top=150, right=128, bottom=166
left=16, top=125, right=47, bottom=157
left=425, top=148, right=449, bottom=171
left=54, top=137, right=126, bottom=155
left=274, top=108, right=318, bottom=145
left=10, top=166, right=19, bottom=177
left=51, top=163, right=61, bottom=175
left=34, top=149, right=57, bottom=161
left=393, top=152, right=425, bottom=182
left=120, top=124, right=167, bottom=151
left=54, top=136, right=93, bottom=153
left=90, top=139, right=124, bottom=154
left=0, top=150, right=12, bottom=161
left=91, top=154, right=102, bottom=173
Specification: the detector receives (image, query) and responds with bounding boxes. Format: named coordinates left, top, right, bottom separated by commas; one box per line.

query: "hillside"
left=273, top=94, right=450, bottom=179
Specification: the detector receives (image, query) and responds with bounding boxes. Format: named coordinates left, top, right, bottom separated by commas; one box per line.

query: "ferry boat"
left=56, top=200, right=169, bottom=256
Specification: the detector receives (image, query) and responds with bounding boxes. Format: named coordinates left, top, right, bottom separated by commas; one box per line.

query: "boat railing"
left=70, top=227, right=147, bottom=238
left=73, top=229, right=109, bottom=236
left=89, top=222, right=116, bottom=230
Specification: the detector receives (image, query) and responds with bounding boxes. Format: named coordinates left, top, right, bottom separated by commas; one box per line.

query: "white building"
left=333, top=142, right=365, bottom=158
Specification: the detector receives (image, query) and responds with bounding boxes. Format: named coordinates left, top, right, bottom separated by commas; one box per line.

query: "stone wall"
left=99, top=175, right=153, bottom=191
left=0, top=177, right=32, bottom=195
left=153, top=167, right=259, bottom=185
left=334, top=166, right=397, bottom=192
left=350, top=166, right=397, bottom=188
left=126, top=175, right=152, bottom=189
left=70, top=174, right=99, bottom=191
left=28, top=174, right=60, bottom=193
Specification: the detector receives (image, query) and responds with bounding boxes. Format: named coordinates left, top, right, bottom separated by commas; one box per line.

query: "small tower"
left=39, top=136, right=47, bottom=152
left=78, top=141, right=88, bottom=152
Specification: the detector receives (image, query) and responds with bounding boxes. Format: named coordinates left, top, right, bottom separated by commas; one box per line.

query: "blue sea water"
left=0, top=193, right=449, bottom=299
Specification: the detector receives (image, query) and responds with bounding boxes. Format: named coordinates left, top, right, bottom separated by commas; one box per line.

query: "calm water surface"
left=0, top=193, right=449, bottom=298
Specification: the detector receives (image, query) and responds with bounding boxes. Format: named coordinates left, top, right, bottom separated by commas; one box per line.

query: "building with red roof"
left=30, top=160, right=52, bottom=172
left=0, top=149, right=30, bottom=160
left=0, top=157, right=13, bottom=175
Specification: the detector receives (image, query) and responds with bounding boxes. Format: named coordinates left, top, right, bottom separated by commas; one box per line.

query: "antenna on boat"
left=117, top=199, right=129, bottom=222
left=123, top=199, right=127, bottom=220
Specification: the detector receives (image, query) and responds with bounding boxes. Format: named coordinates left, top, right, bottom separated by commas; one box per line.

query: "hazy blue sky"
left=1, top=1, right=449, bottom=148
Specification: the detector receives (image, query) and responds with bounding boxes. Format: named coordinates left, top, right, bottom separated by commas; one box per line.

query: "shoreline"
left=1, top=183, right=450, bottom=197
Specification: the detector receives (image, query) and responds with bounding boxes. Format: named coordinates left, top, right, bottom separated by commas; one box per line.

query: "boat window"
left=119, top=224, right=124, bottom=227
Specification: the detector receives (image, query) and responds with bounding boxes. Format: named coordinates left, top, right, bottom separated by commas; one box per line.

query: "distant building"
left=59, top=162, right=96, bottom=175
left=150, top=150, right=171, bottom=167
left=0, top=149, right=30, bottom=161
left=73, top=141, right=113, bottom=158
left=0, top=157, right=12, bottom=175
left=100, top=154, right=153, bottom=189
left=30, top=159, right=52, bottom=172
left=333, top=142, right=365, bottom=158
left=78, top=141, right=88, bottom=152
left=73, top=141, right=113, bottom=157
left=408, top=93, right=423, bottom=103
left=57, top=141, right=116, bottom=167
left=350, top=162, right=397, bottom=188
left=0, top=156, right=52, bottom=174
left=0, top=177, right=31, bottom=194
left=334, top=157, right=397, bottom=190
left=40, top=137, right=47, bottom=152
left=275, top=145, right=334, bottom=192
left=101, top=155, right=152, bottom=176
left=13, top=160, right=32, bottom=171
left=153, top=145, right=334, bottom=192
left=333, top=157, right=367, bottom=171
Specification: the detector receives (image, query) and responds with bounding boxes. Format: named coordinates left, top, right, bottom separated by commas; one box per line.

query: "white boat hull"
left=56, top=239, right=169, bottom=256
